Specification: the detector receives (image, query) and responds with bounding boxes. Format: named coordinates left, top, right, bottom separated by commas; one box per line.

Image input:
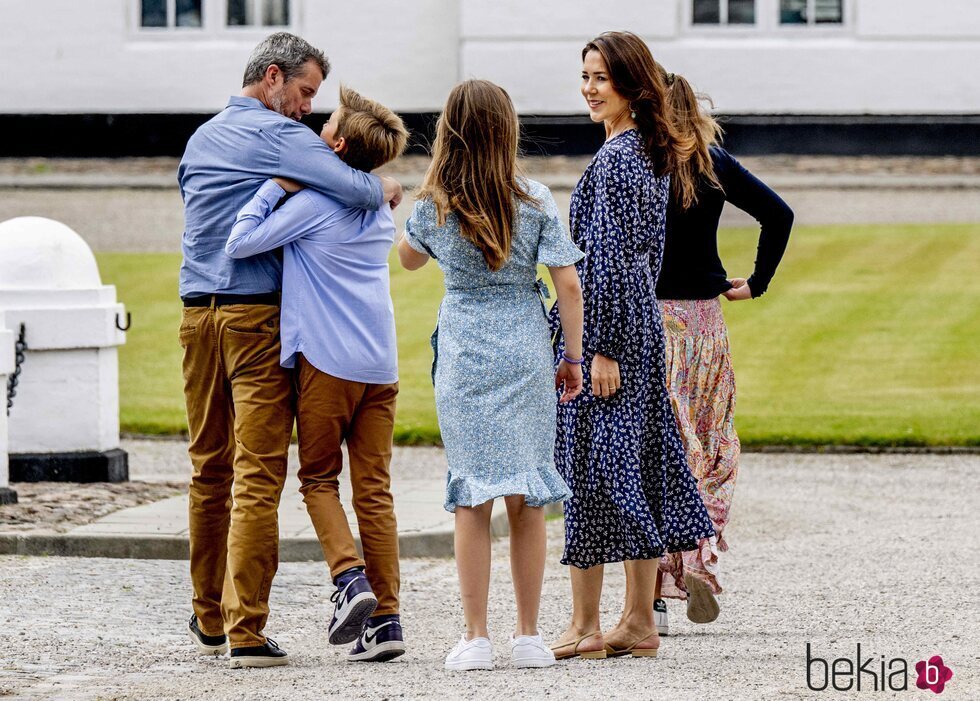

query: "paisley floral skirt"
left=657, top=298, right=740, bottom=599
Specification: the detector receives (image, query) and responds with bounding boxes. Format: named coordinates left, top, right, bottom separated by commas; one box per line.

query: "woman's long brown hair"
left=418, top=80, right=536, bottom=272
left=666, top=72, right=724, bottom=208
left=582, top=31, right=698, bottom=206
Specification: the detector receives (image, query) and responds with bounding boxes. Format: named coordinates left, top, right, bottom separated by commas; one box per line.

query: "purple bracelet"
left=561, top=353, right=585, bottom=365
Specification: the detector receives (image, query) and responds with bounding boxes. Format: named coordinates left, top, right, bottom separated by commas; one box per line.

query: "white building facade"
left=2, top=0, right=978, bottom=153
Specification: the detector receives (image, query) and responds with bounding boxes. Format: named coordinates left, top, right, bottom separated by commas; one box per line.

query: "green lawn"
left=97, top=222, right=980, bottom=447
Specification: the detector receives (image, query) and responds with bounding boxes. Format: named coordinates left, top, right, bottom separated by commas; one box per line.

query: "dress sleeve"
left=583, top=158, right=644, bottom=362
left=403, top=198, right=440, bottom=260
left=535, top=185, right=584, bottom=267
left=717, top=150, right=794, bottom=297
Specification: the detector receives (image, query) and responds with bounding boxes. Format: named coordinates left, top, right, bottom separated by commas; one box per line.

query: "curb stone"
left=0, top=501, right=545, bottom=561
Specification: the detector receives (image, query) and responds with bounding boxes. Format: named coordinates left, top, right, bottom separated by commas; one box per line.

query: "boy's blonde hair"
left=335, top=85, right=409, bottom=172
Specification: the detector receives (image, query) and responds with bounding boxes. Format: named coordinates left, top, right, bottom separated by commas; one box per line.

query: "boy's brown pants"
left=180, top=302, right=294, bottom=649
left=295, top=356, right=400, bottom=615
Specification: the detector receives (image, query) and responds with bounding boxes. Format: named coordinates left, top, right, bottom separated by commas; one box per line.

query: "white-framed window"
left=135, top=0, right=292, bottom=32
left=686, top=0, right=845, bottom=31
left=779, top=0, right=843, bottom=25
left=226, top=0, right=290, bottom=28
left=139, top=0, right=203, bottom=29
left=692, top=0, right=756, bottom=25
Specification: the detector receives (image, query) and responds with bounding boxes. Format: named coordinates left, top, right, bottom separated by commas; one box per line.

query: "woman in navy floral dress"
left=548, top=32, right=715, bottom=661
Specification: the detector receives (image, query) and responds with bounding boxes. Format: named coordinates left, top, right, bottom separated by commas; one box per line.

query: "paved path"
left=3, top=187, right=979, bottom=254
left=0, top=440, right=494, bottom=560
left=1, top=452, right=978, bottom=699
left=0, top=155, right=978, bottom=253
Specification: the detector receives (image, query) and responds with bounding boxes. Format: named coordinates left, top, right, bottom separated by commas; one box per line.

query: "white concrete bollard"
left=0, top=325, right=15, bottom=503
left=0, top=217, right=128, bottom=482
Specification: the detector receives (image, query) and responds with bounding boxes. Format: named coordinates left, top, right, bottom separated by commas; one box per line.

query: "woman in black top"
left=653, top=72, right=794, bottom=634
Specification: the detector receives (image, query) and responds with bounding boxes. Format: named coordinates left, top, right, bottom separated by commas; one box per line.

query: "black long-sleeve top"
left=656, top=146, right=794, bottom=300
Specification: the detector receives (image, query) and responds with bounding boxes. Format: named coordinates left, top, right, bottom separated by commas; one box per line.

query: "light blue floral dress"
left=405, top=179, right=583, bottom=512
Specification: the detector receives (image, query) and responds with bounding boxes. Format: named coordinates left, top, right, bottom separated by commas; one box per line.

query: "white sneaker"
left=654, top=598, right=669, bottom=636
left=510, top=634, right=556, bottom=669
left=445, top=635, right=494, bottom=671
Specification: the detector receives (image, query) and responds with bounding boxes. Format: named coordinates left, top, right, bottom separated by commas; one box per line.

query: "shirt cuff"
left=369, top=173, right=385, bottom=210
left=256, top=179, right=287, bottom=210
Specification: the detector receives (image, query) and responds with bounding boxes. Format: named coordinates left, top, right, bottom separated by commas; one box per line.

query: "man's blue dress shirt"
left=178, top=96, right=383, bottom=297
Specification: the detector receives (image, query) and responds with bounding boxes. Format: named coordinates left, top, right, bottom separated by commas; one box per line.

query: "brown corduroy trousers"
left=295, top=356, right=400, bottom=615
left=180, top=302, right=293, bottom=649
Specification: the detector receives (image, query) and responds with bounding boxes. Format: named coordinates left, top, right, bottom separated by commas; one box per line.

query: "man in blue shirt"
left=226, top=85, right=409, bottom=664
left=178, top=32, right=403, bottom=669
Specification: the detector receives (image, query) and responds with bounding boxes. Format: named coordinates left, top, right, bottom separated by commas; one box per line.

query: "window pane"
left=263, top=0, right=289, bottom=26
left=814, top=0, right=843, bottom=23
left=141, top=0, right=167, bottom=27
left=780, top=0, right=807, bottom=23
left=176, top=0, right=202, bottom=26
left=227, top=0, right=252, bottom=25
left=693, top=0, right=720, bottom=24
left=728, top=0, right=755, bottom=24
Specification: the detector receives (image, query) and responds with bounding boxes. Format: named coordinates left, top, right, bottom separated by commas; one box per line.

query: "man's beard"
left=269, top=87, right=294, bottom=120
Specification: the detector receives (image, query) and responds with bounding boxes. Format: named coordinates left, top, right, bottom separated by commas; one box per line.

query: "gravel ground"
left=3, top=155, right=980, bottom=179
left=1, top=155, right=978, bottom=254
left=1, top=453, right=978, bottom=700
left=1, top=186, right=978, bottom=255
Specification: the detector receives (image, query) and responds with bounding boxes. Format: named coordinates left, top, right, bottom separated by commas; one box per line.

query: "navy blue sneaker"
left=347, top=614, right=406, bottom=662
left=187, top=614, right=228, bottom=656
left=228, top=638, right=289, bottom=668
left=328, top=568, right=378, bottom=645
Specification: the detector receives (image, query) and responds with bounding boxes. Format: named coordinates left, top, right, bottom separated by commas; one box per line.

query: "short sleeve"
left=534, top=183, right=584, bottom=267
left=404, top=198, right=439, bottom=259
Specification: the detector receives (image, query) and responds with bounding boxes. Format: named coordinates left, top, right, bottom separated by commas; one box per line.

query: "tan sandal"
left=549, top=631, right=608, bottom=660
left=684, top=571, right=720, bottom=624
left=604, top=631, right=659, bottom=658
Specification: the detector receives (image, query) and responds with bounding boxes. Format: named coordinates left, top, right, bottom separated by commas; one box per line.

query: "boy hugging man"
left=226, top=86, right=409, bottom=663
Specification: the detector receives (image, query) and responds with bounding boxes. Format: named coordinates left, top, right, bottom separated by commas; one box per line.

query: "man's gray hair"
left=242, top=32, right=330, bottom=87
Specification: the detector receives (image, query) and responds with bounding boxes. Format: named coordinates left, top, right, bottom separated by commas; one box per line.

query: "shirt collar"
left=226, top=95, right=267, bottom=110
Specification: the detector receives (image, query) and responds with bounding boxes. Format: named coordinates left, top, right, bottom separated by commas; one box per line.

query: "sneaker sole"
left=684, top=572, right=720, bottom=624
left=445, top=660, right=494, bottom=672
left=228, top=655, right=290, bottom=669
left=187, top=629, right=229, bottom=656
left=512, top=657, right=557, bottom=669
left=656, top=624, right=669, bottom=636
left=347, top=640, right=407, bottom=663
left=328, top=593, right=379, bottom=645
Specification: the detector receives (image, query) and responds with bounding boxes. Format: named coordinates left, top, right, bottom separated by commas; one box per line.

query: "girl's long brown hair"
left=418, top=80, right=536, bottom=272
left=665, top=72, right=724, bottom=208
left=582, top=32, right=698, bottom=206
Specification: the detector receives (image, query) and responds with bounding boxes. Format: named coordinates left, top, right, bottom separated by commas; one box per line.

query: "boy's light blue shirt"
left=178, top=96, right=383, bottom=297
left=227, top=180, right=398, bottom=384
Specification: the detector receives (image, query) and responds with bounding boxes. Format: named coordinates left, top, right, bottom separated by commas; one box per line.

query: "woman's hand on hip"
left=723, top=277, right=752, bottom=301
left=556, top=360, right=584, bottom=403
left=590, top=353, right=621, bottom=398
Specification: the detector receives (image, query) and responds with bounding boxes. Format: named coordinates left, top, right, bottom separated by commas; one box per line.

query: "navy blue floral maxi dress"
left=549, top=129, right=716, bottom=569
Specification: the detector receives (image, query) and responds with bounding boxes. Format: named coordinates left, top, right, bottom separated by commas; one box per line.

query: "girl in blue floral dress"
left=398, top=80, right=586, bottom=671
left=548, top=32, right=715, bottom=661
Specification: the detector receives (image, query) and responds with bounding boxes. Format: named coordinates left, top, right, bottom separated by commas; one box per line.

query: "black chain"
left=6, top=323, right=26, bottom=416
